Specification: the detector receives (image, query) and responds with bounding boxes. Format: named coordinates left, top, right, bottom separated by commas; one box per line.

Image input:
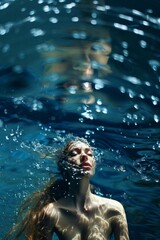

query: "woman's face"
left=64, top=141, right=96, bottom=178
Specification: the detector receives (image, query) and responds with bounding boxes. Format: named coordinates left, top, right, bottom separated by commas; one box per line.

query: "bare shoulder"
left=93, top=195, right=129, bottom=239
left=106, top=198, right=125, bottom=212
left=93, top=194, right=126, bottom=218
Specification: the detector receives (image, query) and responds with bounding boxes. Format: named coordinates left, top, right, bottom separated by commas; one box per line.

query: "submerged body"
left=4, top=138, right=129, bottom=240
left=34, top=140, right=129, bottom=240
left=40, top=194, right=129, bottom=240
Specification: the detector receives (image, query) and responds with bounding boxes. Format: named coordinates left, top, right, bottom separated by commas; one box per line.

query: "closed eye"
left=68, top=148, right=80, bottom=157
left=69, top=151, right=78, bottom=157
left=91, top=43, right=107, bottom=53
left=86, top=150, right=93, bottom=157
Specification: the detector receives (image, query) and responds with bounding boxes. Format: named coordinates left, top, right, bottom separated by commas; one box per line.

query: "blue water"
left=0, top=0, right=160, bottom=239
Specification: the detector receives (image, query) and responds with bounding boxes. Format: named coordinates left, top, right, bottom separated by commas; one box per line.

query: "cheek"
left=68, top=157, right=78, bottom=164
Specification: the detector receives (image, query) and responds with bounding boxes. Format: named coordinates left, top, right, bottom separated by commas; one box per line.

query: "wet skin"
left=65, top=141, right=96, bottom=178
left=36, top=142, right=129, bottom=240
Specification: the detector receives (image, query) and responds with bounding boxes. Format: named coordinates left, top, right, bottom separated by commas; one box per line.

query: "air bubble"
left=0, top=2, right=10, bottom=10
left=72, top=17, right=79, bottom=22
left=154, top=115, right=159, bottom=123
left=79, top=118, right=84, bottom=123
left=96, top=126, right=105, bottom=131
left=30, top=28, right=45, bottom=37
left=140, top=40, right=147, bottom=48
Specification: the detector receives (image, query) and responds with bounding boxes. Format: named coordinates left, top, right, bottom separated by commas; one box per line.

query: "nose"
left=80, top=153, right=88, bottom=162
left=73, top=51, right=93, bottom=77
left=81, top=52, right=93, bottom=76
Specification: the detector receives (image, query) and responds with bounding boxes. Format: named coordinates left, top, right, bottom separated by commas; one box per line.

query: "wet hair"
left=57, top=137, right=93, bottom=173
left=57, top=137, right=92, bottom=160
left=3, top=137, right=93, bottom=240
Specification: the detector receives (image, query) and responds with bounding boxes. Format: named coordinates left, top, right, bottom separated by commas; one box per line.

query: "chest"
left=54, top=209, right=112, bottom=240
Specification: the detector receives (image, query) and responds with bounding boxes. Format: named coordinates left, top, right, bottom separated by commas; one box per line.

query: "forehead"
left=68, top=141, right=91, bottom=150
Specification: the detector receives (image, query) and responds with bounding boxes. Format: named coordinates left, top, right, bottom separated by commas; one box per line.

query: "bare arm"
left=112, top=203, right=129, bottom=240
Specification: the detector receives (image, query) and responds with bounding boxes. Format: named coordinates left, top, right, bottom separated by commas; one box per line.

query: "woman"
left=4, top=137, right=129, bottom=240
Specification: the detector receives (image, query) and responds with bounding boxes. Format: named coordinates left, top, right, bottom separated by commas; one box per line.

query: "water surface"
left=0, top=1, right=160, bottom=239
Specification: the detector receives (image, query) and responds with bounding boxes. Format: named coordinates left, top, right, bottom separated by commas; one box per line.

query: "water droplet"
left=133, top=28, right=144, bottom=36
left=97, top=99, right=102, bottom=105
left=30, top=28, right=45, bottom=37
left=140, top=40, right=147, bottom=48
left=49, top=17, right=58, bottom=23
left=0, top=2, right=10, bottom=10
left=72, top=17, right=79, bottom=22
left=121, top=41, right=128, bottom=49
left=102, top=107, right=108, bottom=114
left=72, top=31, right=87, bottom=39
left=145, top=81, right=151, bottom=86
left=79, top=118, right=84, bottom=123
left=43, top=5, right=50, bottom=12
left=134, top=104, right=139, bottom=109
left=91, top=19, right=97, bottom=25
left=96, top=126, right=104, bottom=131
left=149, top=59, right=160, bottom=71
left=154, top=115, right=159, bottom=123
left=112, top=53, right=124, bottom=62
left=120, top=86, right=126, bottom=93
left=114, top=23, right=128, bottom=31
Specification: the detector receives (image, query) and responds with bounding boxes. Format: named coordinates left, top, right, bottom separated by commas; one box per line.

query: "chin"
left=70, top=167, right=95, bottom=179
left=83, top=169, right=95, bottom=178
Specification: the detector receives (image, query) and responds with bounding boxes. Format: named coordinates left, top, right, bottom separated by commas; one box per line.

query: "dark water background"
left=0, top=0, right=160, bottom=239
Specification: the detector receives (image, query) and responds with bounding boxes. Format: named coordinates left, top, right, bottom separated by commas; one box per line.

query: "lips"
left=81, top=162, right=92, bottom=170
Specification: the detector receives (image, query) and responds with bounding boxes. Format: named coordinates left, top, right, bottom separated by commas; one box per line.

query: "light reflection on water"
left=0, top=1, right=160, bottom=239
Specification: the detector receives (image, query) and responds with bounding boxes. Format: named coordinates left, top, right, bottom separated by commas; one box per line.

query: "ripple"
left=0, top=1, right=160, bottom=240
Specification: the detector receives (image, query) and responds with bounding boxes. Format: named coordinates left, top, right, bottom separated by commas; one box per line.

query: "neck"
left=65, top=176, right=92, bottom=211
